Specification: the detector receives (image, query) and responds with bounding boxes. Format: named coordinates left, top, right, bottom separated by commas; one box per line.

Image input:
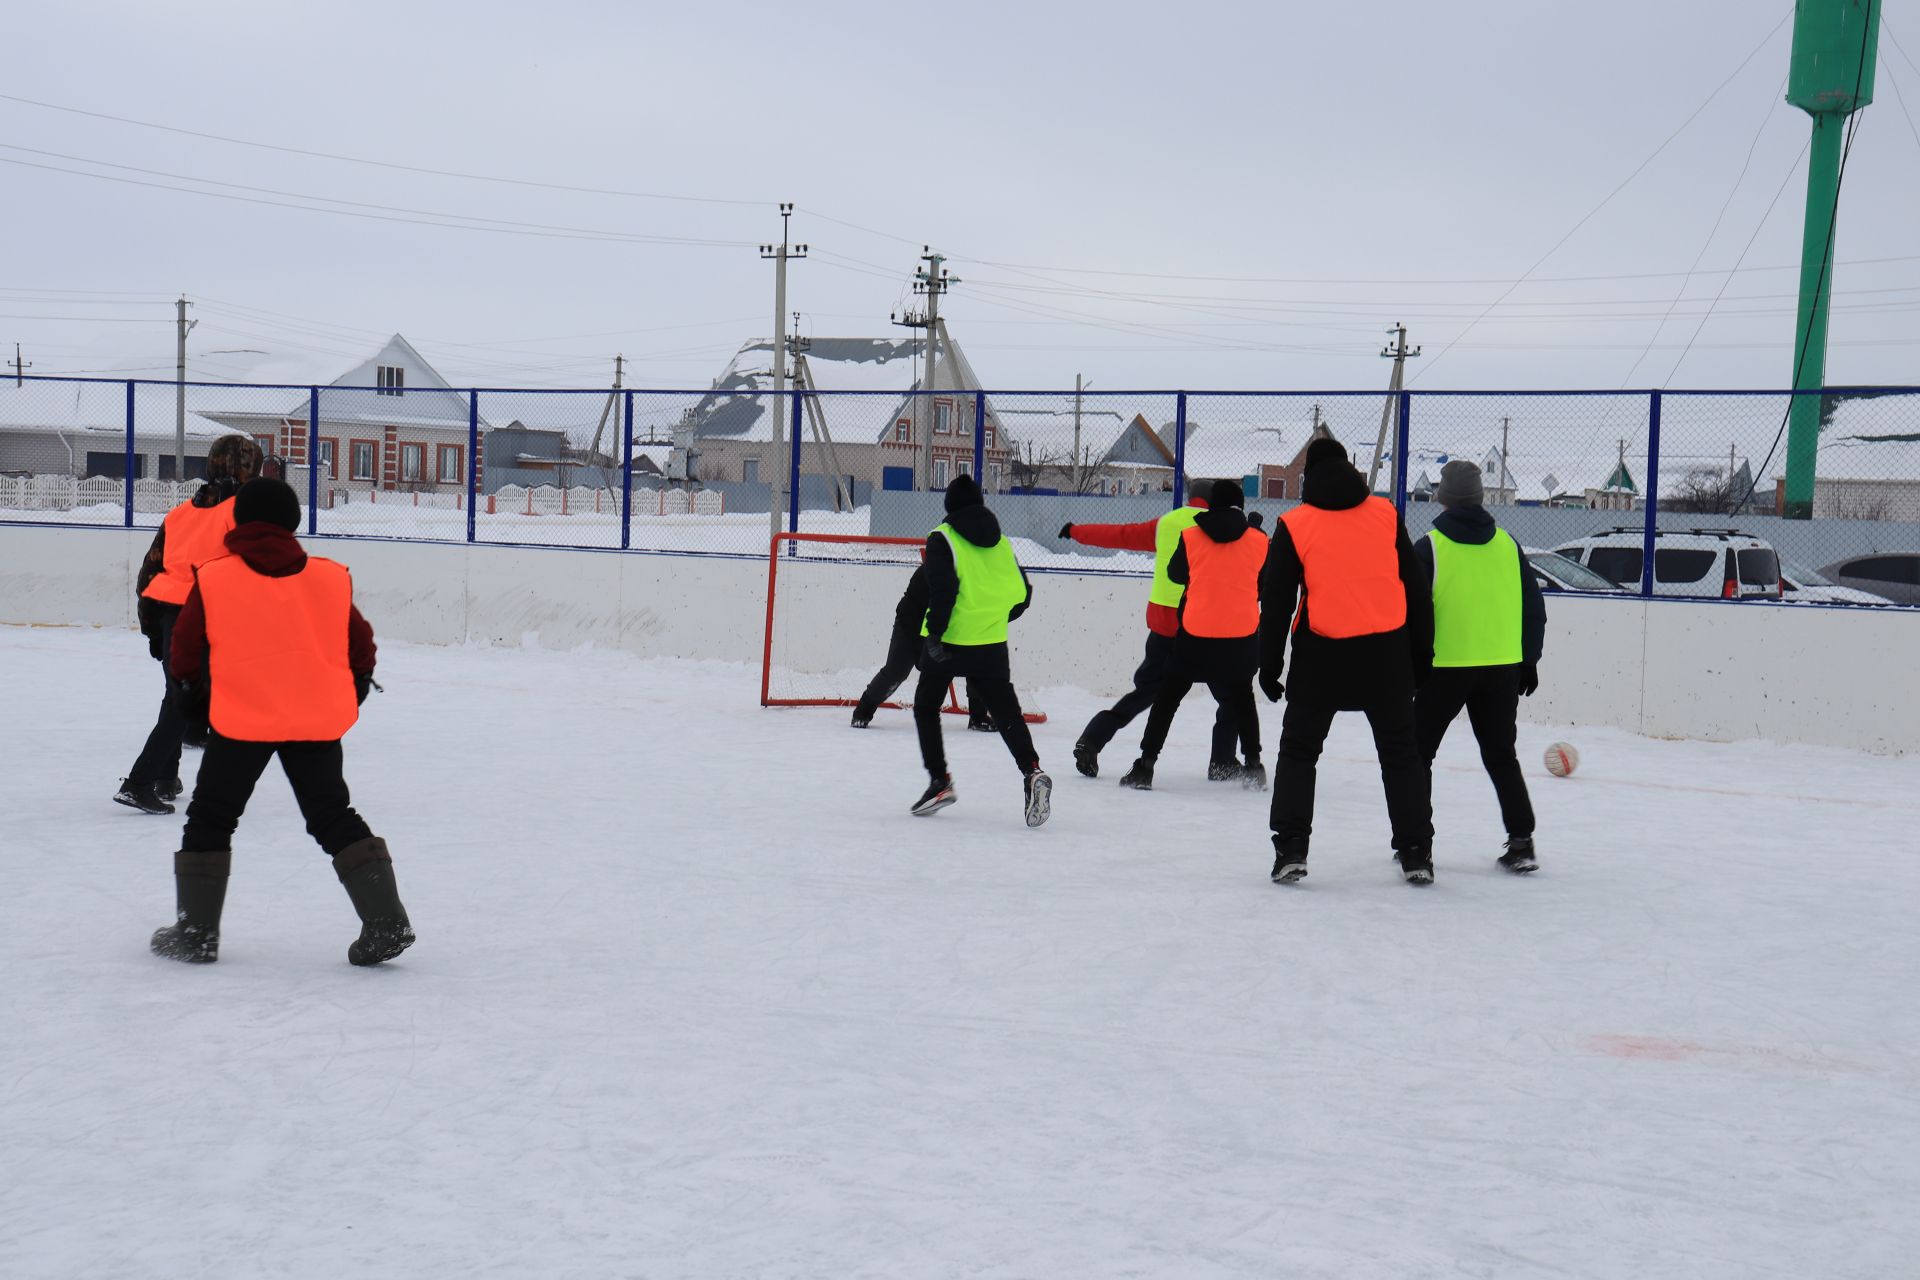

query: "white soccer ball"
left=1544, top=742, right=1580, bottom=778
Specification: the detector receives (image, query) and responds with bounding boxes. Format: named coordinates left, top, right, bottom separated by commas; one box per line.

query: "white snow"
left=3, top=625, right=1917, bottom=1277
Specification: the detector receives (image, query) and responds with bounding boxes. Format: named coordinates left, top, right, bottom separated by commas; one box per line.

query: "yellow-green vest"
left=1429, top=527, right=1524, bottom=667
left=1150, top=506, right=1204, bottom=608
left=921, top=523, right=1027, bottom=645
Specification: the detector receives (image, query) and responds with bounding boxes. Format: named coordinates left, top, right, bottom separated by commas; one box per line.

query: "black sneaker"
left=1023, top=769, right=1052, bottom=828
left=150, top=921, right=218, bottom=963
left=1498, top=836, right=1538, bottom=874
left=967, top=713, right=997, bottom=733
left=911, top=775, right=956, bottom=817
left=1207, top=759, right=1241, bottom=782
left=157, top=776, right=184, bottom=802
left=1240, top=763, right=1268, bottom=792
left=1117, top=757, right=1154, bottom=790
left=1397, top=845, right=1435, bottom=885
left=850, top=703, right=875, bottom=729
left=114, top=780, right=175, bottom=815
left=1271, top=838, right=1308, bottom=884
left=1072, top=740, right=1099, bottom=778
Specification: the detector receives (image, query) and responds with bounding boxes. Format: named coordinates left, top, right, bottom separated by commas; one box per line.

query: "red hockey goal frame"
left=760, top=531, right=1046, bottom=723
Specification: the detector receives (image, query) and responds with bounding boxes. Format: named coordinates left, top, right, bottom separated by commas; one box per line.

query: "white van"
left=1552, top=528, right=1783, bottom=600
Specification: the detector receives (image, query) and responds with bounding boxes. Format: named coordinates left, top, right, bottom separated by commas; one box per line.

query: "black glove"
left=1518, top=662, right=1539, bottom=697
left=1259, top=669, right=1285, bottom=703
left=924, top=639, right=948, bottom=667
left=355, top=673, right=372, bottom=706
left=1058, top=523, right=1074, bottom=540
left=146, top=627, right=164, bottom=662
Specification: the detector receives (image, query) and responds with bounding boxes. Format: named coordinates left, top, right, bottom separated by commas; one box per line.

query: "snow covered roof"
left=0, top=383, right=229, bottom=439
left=289, top=333, right=474, bottom=427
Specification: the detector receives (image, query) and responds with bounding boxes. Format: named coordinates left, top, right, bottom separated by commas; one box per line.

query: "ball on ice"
left=1544, top=742, right=1579, bottom=778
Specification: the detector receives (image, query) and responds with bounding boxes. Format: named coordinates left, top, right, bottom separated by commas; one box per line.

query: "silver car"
left=1815, top=553, right=1920, bottom=606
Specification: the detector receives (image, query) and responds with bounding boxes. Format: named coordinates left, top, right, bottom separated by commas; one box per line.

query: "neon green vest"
left=921, top=523, right=1027, bottom=645
left=1429, top=528, right=1524, bottom=667
left=1150, top=506, right=1204, bottom=608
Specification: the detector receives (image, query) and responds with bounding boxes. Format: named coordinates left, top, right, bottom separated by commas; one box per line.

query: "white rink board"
left=3, top=523, right=1915, bottom=753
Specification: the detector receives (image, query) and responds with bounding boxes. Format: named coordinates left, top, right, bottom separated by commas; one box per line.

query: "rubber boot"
left=332, top=837, right=415, bottom=966
left=151, top=849, right=230, bottom=963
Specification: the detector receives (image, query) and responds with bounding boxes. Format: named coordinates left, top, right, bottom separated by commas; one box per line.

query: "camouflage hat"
left=206, top=435, right=263, bottom=483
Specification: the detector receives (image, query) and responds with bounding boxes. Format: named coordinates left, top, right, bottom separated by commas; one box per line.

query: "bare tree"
left=1664, top=466, right=1744, bottom=515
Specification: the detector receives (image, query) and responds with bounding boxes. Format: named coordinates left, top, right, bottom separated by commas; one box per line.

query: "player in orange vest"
left=1118, top=480, right=1269, bottom=791
left=116, top=435, right=262, bottom=815
left=1260, top=437, right=1435, bottom=885
left=150, top=478, right=414, bottom=967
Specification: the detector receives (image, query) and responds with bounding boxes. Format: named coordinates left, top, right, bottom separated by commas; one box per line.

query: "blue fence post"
left=306, top=387, right=320, bottom=537
left=467, top=390, right=480, bottom=544
left=1393, top=390, right=1413, bottom=514
left=788, top=391, right=803, bottom=534
left=972, top=392, right=986, bottom=484
left=1641, top=390, right=1662, bottom=598
left=1172, top=392, right=1188, bottom=511
left=123, top=380, right=135, bottom=528
left=620, top=390, right=635, bottom=551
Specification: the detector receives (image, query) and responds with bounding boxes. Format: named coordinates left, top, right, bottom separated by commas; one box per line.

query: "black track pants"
left=1078, top=629, right=1235, bottom=754
left=127, top=606, right=184, bottom=786
left=182, top=733, right=375, bottom=856
left=1270, top=694, right=1432, bottom=854
left=1416, top=664, right=1535, bottom=838
left=912, top=643, right=1037, bottom=778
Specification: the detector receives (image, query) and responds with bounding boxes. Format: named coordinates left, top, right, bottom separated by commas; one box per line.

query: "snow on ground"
left=3, top=625, right=1917, bottom=1278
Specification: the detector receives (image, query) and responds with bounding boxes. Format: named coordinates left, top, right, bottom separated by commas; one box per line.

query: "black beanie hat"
left=234, top=477, right=301, bottom=532
left=1208, top=478, right=1245, bottom=510
left=944, top=472, right=984, bottom=513
left=1304, top=437, right=1349, bottom=472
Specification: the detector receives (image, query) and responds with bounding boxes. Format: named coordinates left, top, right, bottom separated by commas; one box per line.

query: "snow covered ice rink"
left=3, top=624, right=1918, bottom=1278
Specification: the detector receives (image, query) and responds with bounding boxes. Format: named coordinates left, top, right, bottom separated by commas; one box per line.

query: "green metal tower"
left=1783, top=0, right=1880, bottom=519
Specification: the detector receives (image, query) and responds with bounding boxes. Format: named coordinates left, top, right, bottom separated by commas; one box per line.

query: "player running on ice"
left=908, top=474, right=1050, bottom=827
left=849, top=564, right=992, bottom=733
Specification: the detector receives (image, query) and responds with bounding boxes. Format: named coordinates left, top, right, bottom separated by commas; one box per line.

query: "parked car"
left=1815, top=552, right=1920, bottom=606
left=1552, top=527, right=1782, bottom=600
left=1779, top=559, right=1892, bottom=606
left=1523, top=548, right=1628, bottom=595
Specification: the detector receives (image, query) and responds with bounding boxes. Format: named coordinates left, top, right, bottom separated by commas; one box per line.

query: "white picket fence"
left=487, top=485, right=724, bottom=516
left=0, top=475, right=186, bottom=513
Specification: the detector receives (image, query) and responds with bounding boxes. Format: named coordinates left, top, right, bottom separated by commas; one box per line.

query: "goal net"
left=761, top=532, right=1047, bottom=723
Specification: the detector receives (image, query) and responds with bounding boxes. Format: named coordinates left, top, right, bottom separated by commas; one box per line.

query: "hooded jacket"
left=1414, top=504, right=1546, bottom=666
left=923, top=501, right=1032, bottom=645
left=1259, top=451, right=1433, bottom=706
left=169, top=523, right=377, bottom=687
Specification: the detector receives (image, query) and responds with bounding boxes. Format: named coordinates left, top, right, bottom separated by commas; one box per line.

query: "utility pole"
left=9, top=343, right=30, bottom=388
left=759, top=204, right=807, bottom=535
left=586, top=353, right=627, bottom=474
left=1072, top=374, right=1087, bottom=494
left=1500, top=416, right=1512, bottom=502
left=1367, top=323, right=1419, bottom=494
left=891, top=249, right=957, bottom=491
left=175, top=296, right=197, bottom=482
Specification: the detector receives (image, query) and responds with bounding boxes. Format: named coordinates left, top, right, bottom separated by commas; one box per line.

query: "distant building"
left=1255, top=423, right=1336, bottom=501
left=0, top=386, right=231, bottom=480
left=1770, top=396, right=1920, bottom=522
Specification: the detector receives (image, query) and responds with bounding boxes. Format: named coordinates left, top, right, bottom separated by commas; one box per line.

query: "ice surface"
left=3, top=626, right=1917, bottom=1277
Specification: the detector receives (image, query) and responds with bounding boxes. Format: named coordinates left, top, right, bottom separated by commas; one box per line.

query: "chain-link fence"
left=4, top=375, right=1916, bottom=606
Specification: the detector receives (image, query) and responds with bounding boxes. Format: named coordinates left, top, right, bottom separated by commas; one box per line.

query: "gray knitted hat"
left=1436, top=459, right=1485, bottom=507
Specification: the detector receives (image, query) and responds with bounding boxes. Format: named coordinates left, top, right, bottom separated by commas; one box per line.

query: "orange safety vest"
left=197, top=554, right=359, bottom=742
left=1179, top=525, right=1268, bottom=638
left=1278, top=497, right=1408, bottom=639
left=141, top=498, right=238, bottom=605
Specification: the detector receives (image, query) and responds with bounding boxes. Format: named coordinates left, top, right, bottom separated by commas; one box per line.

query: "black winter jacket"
left=1412, top=505, right=1547, bottom=666
left=1259, top=455, right=1434, bottom=709
left=923, top=502, right=1032, bottom=645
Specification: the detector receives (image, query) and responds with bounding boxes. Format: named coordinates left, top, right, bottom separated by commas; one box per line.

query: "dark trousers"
left=860, top=624, right=977, bottom=714
left=128, top=605, right=184, bottom=786
left=1270, top=694, right=1432, bottom=854
left=912, top=644, right=1038, bottom=778
left=1139, top=634, right=1261, bottom=763
left=182, top=733, right=375, bottom=856
left=1079, top=630, right=1235, bottom=753
left=1416, top=665, right=1536, bottom=838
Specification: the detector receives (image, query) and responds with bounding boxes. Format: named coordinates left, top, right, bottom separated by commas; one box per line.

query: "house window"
left=955, top=459, right=971, bottom=479
left=350, top=441, right=376, bottom=481
left=934, top=458, right=950, bottom=488
left=934, top=401, right=952, bottom=434
left=894, top=419, right=911, bottom=443
left=742, top=458, right=760, bottom=485
left=437, top=444, right=463, bottom=485
left=377, top=365, right=405, bottom=397
left=987, top=465, right=1000, bottom=493
left=399, top=443, right=425, bottom=483
left=319, top=439, right=338, bottom=479
left=985, top=426, right=996, bottom=448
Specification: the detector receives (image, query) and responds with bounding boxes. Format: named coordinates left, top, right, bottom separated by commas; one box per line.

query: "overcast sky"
left=5, top=0, right=1919, bottom=398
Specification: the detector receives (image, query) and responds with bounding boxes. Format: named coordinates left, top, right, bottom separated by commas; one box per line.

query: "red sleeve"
left=1068, top=518, right=1158, bottom=553
left=168, top=585, right=209, bottom=683
left=348, top=605, right=377, bottom=676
